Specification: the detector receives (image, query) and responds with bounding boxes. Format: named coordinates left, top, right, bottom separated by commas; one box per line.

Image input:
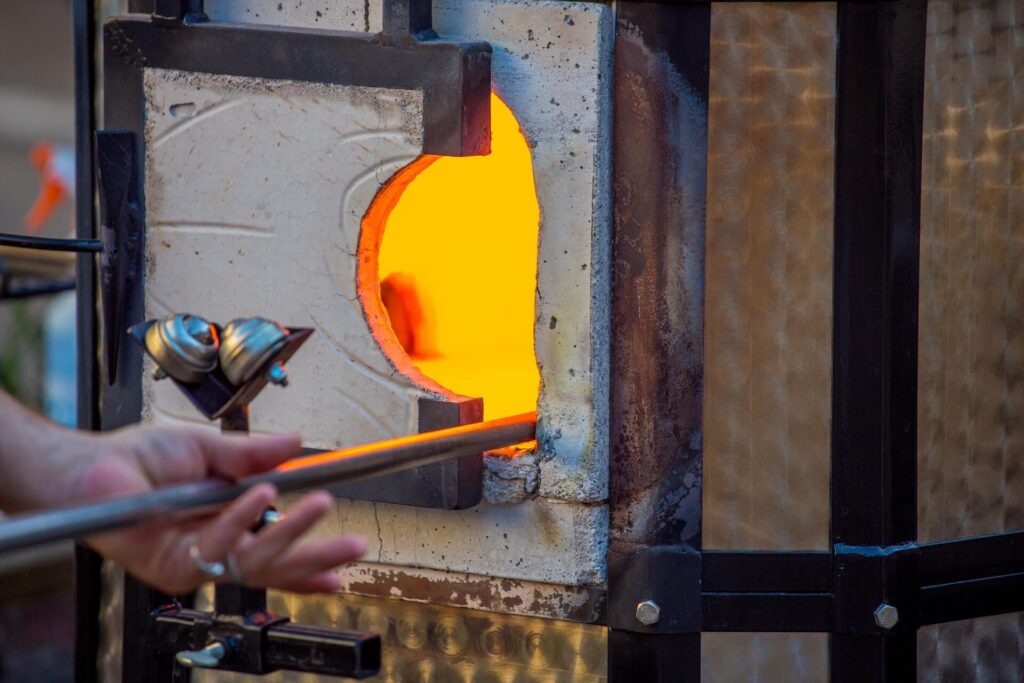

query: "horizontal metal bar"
left=265, top=621, right=381, bottom=677
left=0, top=413, right=535, bottom=554
left=702, top=551, right=832, bottom=593
left=0, top=277, right=77, bottom=299
left=918, top=529, right=1024, bottom=586
left=0, top=233, right=103, bottom=253
left=920, top=571, right=1024, bottom=625
left=703, top=593, right=832, bottom=632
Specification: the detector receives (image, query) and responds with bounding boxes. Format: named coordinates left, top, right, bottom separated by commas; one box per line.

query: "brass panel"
left=194, top=591, right=608, bottom=683
left=918, top=0, right=1024, bottom=543
left=701, top=633, right=828, bottom=683
left=704, top=3, right=836, bottom=550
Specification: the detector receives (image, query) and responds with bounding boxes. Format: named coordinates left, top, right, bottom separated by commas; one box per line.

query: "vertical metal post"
left=608, top=2, right=710, bottom=680
left=830, top=1, right=927, bottom=680
left=214, top=406, right=268, bottom=616
left=72, top=1, right=103, bottom=681
left=101, top=11, right=168, bottom=679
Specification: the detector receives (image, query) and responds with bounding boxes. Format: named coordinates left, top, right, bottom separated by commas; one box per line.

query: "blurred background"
left=0, top=1, right=78, bottom=680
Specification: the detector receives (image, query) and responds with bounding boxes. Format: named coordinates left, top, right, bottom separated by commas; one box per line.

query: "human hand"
left=65, top=425, right=366, bottom=595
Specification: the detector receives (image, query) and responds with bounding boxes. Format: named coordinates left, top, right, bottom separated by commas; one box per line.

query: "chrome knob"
left=144, top=313, right=219, bottom=383
left=175, top=641, right=226, bottom=668
left=218, top=317, right=289, bottom=386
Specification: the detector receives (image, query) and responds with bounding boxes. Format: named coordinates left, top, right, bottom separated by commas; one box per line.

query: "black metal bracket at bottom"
left=834, top=543, right=919, bottom=635
left=685, top=530, right=1024, bottom=635
left=607, top=544, right=700, bottom=634
left=152, top=604, right=381, bottom=678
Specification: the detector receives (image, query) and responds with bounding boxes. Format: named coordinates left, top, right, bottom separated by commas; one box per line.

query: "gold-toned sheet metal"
left=703, top=2, right=836, bottom=551
left=918, top=1, right=1024, bottom=678
left=701, top=633, right=828, bottom=683
left=918, top=0, right=1024, bottom=544
left=193, top=590, right=608, bottom=683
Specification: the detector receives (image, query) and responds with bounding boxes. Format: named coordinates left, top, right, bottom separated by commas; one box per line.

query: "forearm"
left=0, top=389, right=94, bottom=513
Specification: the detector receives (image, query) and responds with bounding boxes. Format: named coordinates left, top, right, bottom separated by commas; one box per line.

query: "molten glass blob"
left=361, top=95, right=540, bottom=419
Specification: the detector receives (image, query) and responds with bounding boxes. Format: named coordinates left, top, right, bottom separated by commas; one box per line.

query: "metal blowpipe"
left=0, top=413, right=536, bottom=555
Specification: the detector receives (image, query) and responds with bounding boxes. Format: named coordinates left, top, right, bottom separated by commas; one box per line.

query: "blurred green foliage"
left=0, top=302, right=44, bottom=407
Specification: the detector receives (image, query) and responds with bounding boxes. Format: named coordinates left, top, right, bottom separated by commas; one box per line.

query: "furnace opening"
left=359, top=94, right=540, bottom=419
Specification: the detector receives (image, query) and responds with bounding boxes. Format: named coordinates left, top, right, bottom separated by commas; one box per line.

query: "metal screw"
left=635, top=600, right=661, bottom=626
left=873, top=603, right=899, bottom=630
left=266, top=361, right=289, bottom=386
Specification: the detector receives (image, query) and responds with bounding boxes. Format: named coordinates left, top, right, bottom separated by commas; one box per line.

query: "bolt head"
left=873, top=603, right=899, bottom=630
left=635, top=600, right=661, bottom=626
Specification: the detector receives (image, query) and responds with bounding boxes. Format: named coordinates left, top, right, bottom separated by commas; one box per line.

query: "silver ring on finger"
left=189, top=538, right=225, bottom=580
left=225, top=552, right=244, bottom=584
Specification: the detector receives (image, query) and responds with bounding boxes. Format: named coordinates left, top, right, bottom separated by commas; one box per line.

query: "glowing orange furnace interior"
left=359, top=94, right=540, bottom=419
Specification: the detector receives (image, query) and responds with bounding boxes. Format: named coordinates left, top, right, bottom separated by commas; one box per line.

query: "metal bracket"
left=607, top=544, right=701, bottom=634
left=96, top=130, right=144, bottom=386
left=106, top=2, right=490, bottom=156
left=128, top=320, right=314, bottom=420
left=833, top=543, right=919, bottom=635
left=152, top=604, right=380, bottom=677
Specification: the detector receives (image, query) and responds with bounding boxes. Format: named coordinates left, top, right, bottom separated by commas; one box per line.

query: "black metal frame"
left=608, top=0, right=1024, bottom=681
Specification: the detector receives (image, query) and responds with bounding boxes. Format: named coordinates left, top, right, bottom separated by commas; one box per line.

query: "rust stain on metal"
left=610, top=14, right=706, bottom=550
left=342, top=566, right=606, bottom=623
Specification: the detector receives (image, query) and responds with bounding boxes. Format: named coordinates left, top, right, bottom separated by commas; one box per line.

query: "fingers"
left=236, top=492, right=333, bottom=570
left=185, top=488, right=364, bottom=595
left=252, top=535, right=368, bottom=589
left=197, top=483, right=277, bottom=562
left=191, top=431, right=302, bottom=480
left=74, top=454, right=152, bottom=501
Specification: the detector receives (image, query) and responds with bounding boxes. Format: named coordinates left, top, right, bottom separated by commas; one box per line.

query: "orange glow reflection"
left=359, top=94, right=540, bottom=419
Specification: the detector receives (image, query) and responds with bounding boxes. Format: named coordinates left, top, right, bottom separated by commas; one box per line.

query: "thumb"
left=190, top=430, right=302, bottom=481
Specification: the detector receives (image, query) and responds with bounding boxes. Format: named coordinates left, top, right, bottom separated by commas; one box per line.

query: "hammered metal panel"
left=701, top=633, right=828, bottom=683
left=193, top=590, right=608, bottom=683
left=916, top=3, right=1024, bottom=680
left=919, top=614, right=1024, bottom=682
left=918, top=0, right=1024, bottom=544
left=703, top=2, right=836, bottom=551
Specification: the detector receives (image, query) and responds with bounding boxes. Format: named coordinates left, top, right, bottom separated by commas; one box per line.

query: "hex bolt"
left=635, top=599, right=661, bottom=626
left=873, top=603, right=899, bottom=630
left=266, top=361, right=289, bottom=386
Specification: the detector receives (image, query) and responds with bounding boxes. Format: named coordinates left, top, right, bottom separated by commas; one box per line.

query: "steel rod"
left=0, top=277, right=77, bottom=299
left=0, top=412, right=536, bottom=554
left=0, top=233, right=103, bottom=253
